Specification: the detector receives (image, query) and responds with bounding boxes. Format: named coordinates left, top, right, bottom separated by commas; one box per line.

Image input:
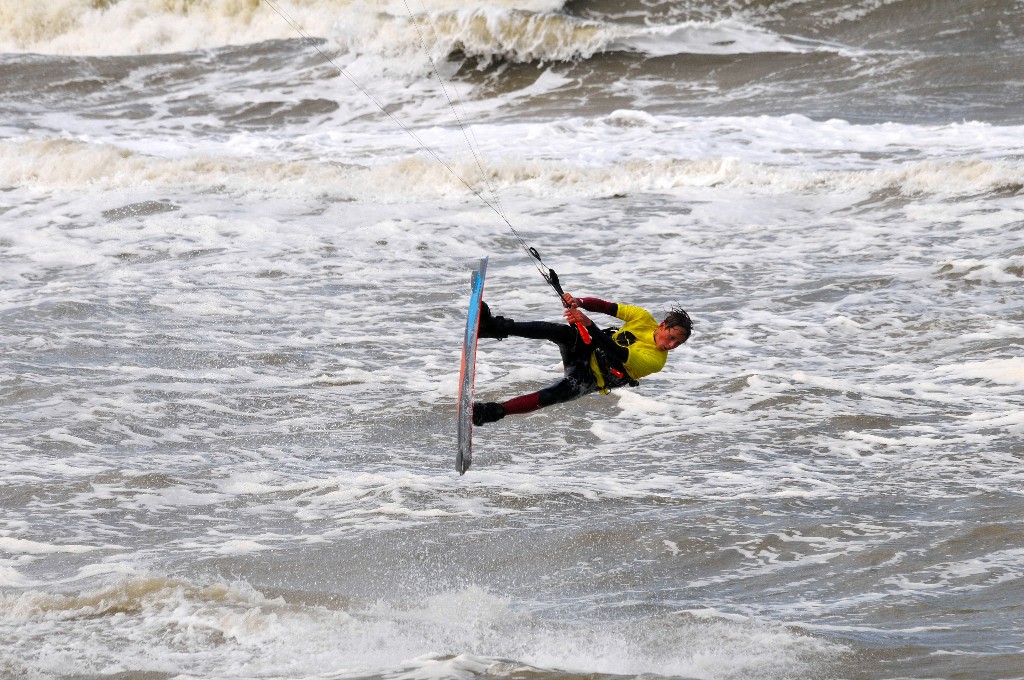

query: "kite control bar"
left=543, top=266, right=591, bottom=345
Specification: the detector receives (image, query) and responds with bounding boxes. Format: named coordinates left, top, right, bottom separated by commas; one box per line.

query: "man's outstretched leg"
left=473, top=392, right=545, bottom=426
left=473, top=301, right=595, bottom=426
left=479, top=301, right=580, bottom=344
left=473, top=366, right=596, bottom=426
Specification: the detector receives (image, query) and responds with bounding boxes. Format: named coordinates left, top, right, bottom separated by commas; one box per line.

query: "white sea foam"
left=0, top=565, right=38, bottom=588
left=936, top=358, right=1024, bottom=387
left=613, top=19, right=811, bottom=57
left=0, top=577, right=845, bottom=678
left=0, top=537, right=98, bottom=556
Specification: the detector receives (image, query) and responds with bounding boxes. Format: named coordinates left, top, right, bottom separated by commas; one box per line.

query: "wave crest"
left=340, top=8, right=809, bottom=68
left=0, top=0, right=339, bottom=55
left=0, top=0, right=807, bottom=62
left=4, top=137, right=1021, bottom=202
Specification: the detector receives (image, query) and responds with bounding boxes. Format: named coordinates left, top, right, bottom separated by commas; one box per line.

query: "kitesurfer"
left=472, top=294, right=692, bottom=425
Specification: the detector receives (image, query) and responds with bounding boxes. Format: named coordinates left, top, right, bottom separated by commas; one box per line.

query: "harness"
left=592, top=328, right=640, bottom=394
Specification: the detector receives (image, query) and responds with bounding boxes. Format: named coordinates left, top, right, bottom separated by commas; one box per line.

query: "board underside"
left=456, top=257, right=488, bottom=475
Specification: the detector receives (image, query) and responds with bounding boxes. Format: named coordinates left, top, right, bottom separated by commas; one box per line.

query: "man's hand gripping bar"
left=560, top=293, right=592, bottom=344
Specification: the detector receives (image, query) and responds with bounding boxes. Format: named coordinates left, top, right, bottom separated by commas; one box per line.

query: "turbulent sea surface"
left=2, top=1, right=1023, bottom=678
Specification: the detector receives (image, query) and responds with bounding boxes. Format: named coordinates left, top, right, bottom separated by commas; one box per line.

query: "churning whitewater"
left=1, top=1, right=1023, bottom=679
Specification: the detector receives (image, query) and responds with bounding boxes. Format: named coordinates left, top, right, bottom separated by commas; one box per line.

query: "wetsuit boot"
left=472, top=401, right=506, bottom=426
left=478, top=301, right=514, bottom=340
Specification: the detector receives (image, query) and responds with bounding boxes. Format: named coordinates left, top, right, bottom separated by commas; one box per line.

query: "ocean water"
left=2, top=1, right=1023, bottom=678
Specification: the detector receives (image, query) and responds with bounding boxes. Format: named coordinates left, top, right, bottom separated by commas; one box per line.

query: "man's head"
left=654, top=306, right=692, bottom=351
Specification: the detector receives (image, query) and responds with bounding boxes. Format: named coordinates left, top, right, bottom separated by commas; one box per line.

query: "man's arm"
left=563, top=295, right=618, bottom=317
left=577, top=297, right=618, bottom=317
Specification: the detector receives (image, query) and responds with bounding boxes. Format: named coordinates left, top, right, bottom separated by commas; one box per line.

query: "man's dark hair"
left=664, top=306, right=693, bottom=340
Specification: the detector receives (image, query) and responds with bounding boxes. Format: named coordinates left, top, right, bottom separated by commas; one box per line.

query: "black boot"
left=478, top=302, right=514, bottom=340
left=473, top=401, right=506, bottom=426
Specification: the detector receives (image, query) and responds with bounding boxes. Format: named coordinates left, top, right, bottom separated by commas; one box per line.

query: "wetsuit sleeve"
left=577, top=297, right=617, bottom=316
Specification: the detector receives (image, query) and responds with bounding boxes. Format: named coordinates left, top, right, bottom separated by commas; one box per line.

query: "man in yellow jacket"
left=472, top=293, right=692, bottom=426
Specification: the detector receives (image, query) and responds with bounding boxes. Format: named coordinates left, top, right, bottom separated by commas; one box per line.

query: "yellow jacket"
left=588, top=303, right=667, bottom=391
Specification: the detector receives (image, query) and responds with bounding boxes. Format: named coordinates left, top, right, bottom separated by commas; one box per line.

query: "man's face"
left=654, top=323, right=689, bottom=351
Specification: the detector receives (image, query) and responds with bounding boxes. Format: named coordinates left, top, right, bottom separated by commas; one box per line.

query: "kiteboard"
left=456, top=257, right=488, bottom=475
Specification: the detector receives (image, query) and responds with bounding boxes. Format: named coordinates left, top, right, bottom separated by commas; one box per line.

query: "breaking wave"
left=0, top=0, right=808, bottom=62
left=3, top=135, right=1021, bottom=201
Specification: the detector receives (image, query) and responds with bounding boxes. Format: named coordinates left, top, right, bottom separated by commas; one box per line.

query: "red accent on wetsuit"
left=502, top=392, right=542, bottom=415
left=577, top=297, right=617, bottom=316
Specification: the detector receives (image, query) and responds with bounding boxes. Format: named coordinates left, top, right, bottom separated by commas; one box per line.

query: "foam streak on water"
left=2, top=1, right=1024, bottom=679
